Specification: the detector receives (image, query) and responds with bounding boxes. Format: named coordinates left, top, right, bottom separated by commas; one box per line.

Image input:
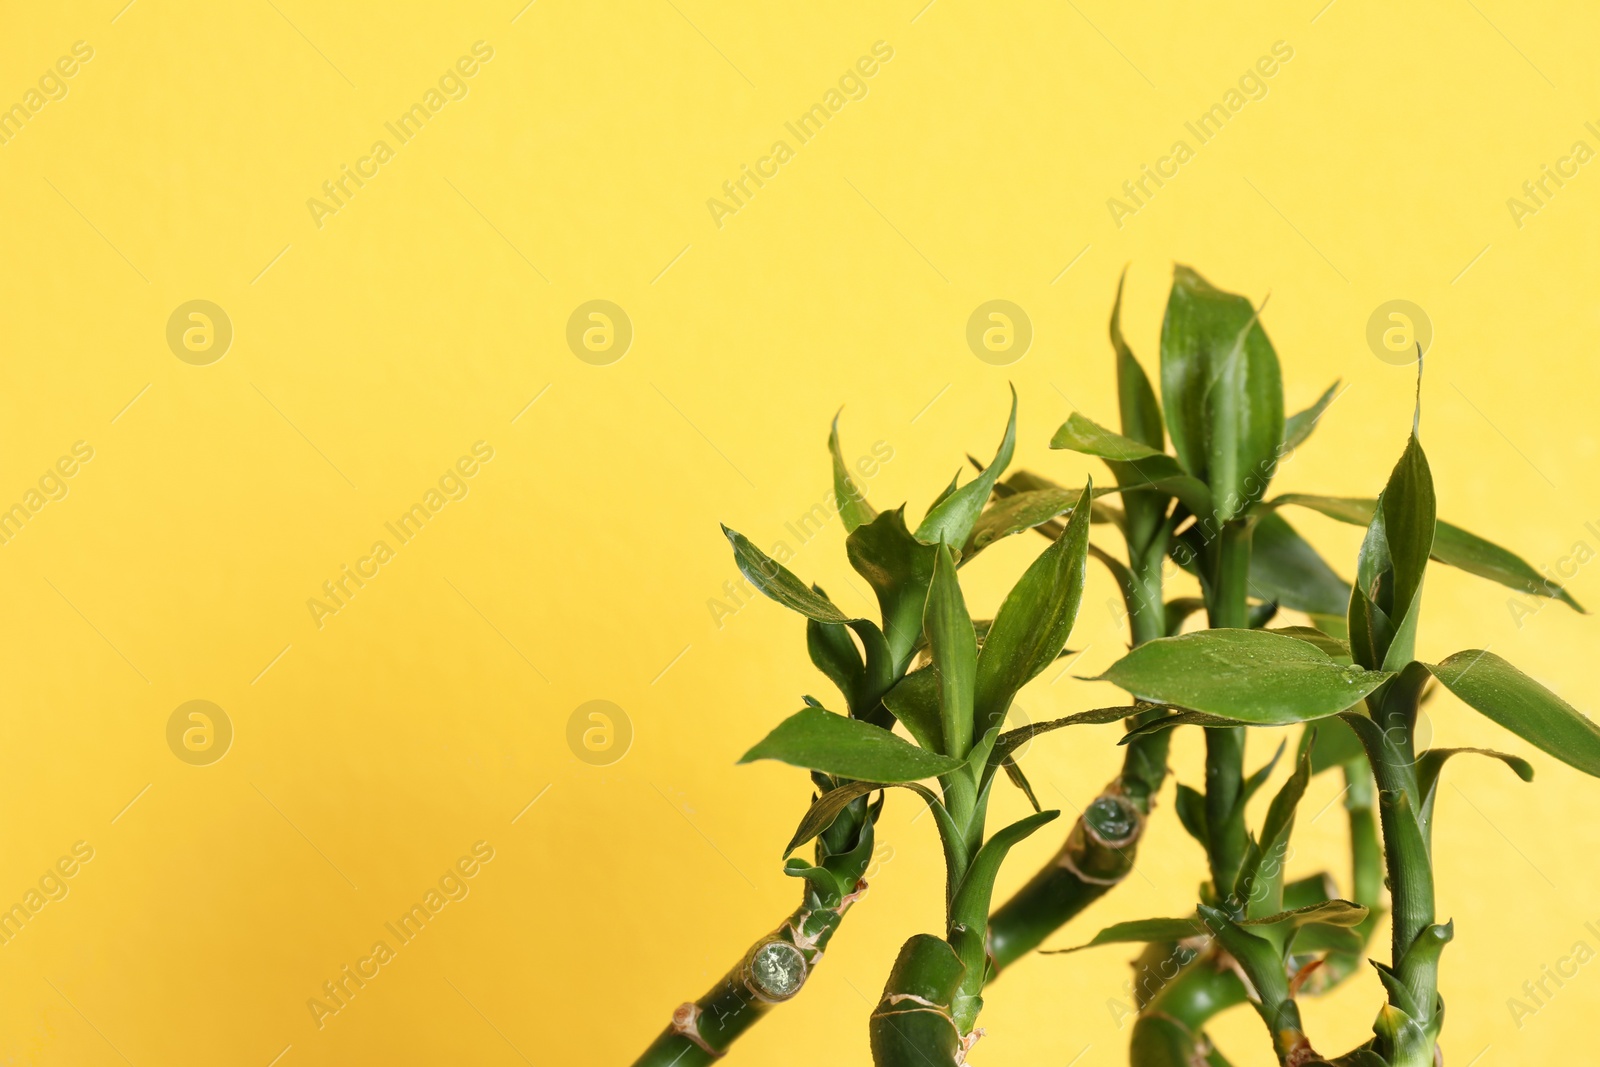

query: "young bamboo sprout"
left=635, top=394, right=1122, bottom=1065
left=987, top=266, right=1370, bottom=1062
left=1086, top=387, right=1593, bottom=1065
left=629, top=409, right=978, bottom=1066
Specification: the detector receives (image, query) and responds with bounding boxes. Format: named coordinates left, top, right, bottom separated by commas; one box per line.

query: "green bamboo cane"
left=987, top=533, right=1173, bottom=972
left=632, top=792, right=876, bottom=1067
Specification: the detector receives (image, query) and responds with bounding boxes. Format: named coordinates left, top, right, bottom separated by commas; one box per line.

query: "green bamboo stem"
left=986, top=539, right=1173, bottom=972
left=632, top=796, right=875, bottom=1067
left=1129, top=952, right=1249, bottom=1066
left=986, top=772, right=1157, bottom=971
left=631, top=889, right=867, bottom=1066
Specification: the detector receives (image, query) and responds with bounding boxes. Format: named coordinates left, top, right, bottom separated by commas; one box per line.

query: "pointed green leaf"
left=1159, top=265, right=1284, bottom=522
left=1195, top=905, right=1290, bottom=1007
left=828, top=412, right=876, bottom=534
left=847, top=507, right=939, bottom=669
left=1425, top=650, right=1600, bottom=778
left=724, top=525, right=853, bottom=623
left=916, top=388, right=1017, bottom=547
left=1380, top=433, right=1436, bottom=635
left=1112, top=267, right=1165, bottom=451
left=782, top=780, right=880, bottom=856
left=1305, top=714, right=1367, bottom=773
left=924, top=541, right=977, bottom=759
left=1269, top=626, right=1351, bottom=659
left=1240, top=740, right=1288, bottom=805
left=948, top=809, right=1060, bottom=938
left=881, top=666, right=943, bottom=755
left=1110, top=272, right=1172, bottom=559
left=1050, top=411, right=1165, bottom=461
left=1235, top=748, right=1312, bottom=915
left=1250, top=511, right=1351, bottom=617
left=1118, top=708, right=1254, bottom=742
left=1240, top=898, right=1369, bottom=932
left=1270, top=495, right=1583, bottom=611
left=1282, top=380, right=1341, bottom=451
left=965, top=486, right=1118, bottom=554
left=1243, top=899, right=1369, bottom=956
left=741, top=706, right=965, bottom=783
left=1164, top=596, right=1207, bottom=635
left=806, top=592, right=863, bottom=708
left=1044, top=915, right=1208, bottom=953
left=1175, top=783, right=1210, bottom=848
left=993, top=704, right=1148, bottom=763
left=783, top=857, right=845, bottom=900
left=1001, top=756, right=1040, bottom=812
left=973, top=484, right=1093, bottom=739
left=1095, top=629, right=1392, bottom=724
left=1417, top=746, right=1533, bottom=828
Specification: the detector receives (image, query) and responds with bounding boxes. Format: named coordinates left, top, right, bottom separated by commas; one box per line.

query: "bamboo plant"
left=976, top=266, right=1381, bottom=1063
left=1079, top=386, right=1595, bottom=1065
left=630, top=264, right=1588, bottom=1067
left=633, top=394, right=1121, bottom=1064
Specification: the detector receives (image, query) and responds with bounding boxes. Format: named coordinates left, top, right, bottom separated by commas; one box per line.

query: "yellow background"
left=2, top=1, right=1598, bottom=1064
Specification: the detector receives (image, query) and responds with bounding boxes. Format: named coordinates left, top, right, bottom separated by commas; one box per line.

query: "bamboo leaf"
left=828, top=412, right=877, bottom=534
left=882, top=666, right=943, bottom=754
left=781, top=778, right=940, bottom=856
left=1282, top=380, right=1341, bottom=451
left=1270, top=494, right=1583, bottom=611
left=973, top=484, right=1093, bottom=740
left=1269, top=626, right=1352, bottom=659
left=724, top=525, right=854, bottom=623
left=1195, top=905, right=1291, bottom=1007
left=1113, top=267, right=1165, bottom=451
left=1417, top=746, right=1534, bottom=829
left=806, top=590, right=863, bottom=708
left=1250, top=512, right=1352, bottom=617
left=924, top=541, right=977, bottom=759
left=1424, top=650, right=1600, bottom=778
left=1175, top=783, right=1209, bottom=848
left=1240, top=898, right=1369, bottom=931
left=741, top=707, right=966, bottom=783
left=1164, top=597, right=1207, bottom=635
left=965, top=486, right=1119, bottom=554
left=1305, top=714, right=1367, bottom=773
left=948, top=809, right=1060, bottom=939
left=1240, top=740, right=1288, bottom=804
left=783, top=857, right=844, bottom=900
left=1119, top=708, right=1255, bottom=742
left=1051, top=411, right=1165, bottom=461
left=1159, top=265, right=1284, bottom=522
left=1235, top=748, right=1312, bottom=916
left=1001, top=756, right=1041, bottom=812
left=994, top=704, right=1148, bottom=762
left=1094, top=629, right=1392, bottom=724
left=1379, top=433, right=1436, bottom=643
left=847, top=508, right=940, bottom=669
left=1044, top=915, right=1207, bottom=952
left=916, top=388, right=1017, bottom=547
